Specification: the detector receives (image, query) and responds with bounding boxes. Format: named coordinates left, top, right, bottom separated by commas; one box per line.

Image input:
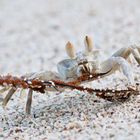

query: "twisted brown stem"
left=0, top=75, right=139, bottom=101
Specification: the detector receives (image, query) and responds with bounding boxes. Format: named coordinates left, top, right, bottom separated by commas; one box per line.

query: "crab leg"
left=132, top=45, right=140, bottom=53
left=131, top=49, right=140, bottom=64
left=99, top=57, right=134, bottom=85
left=26, top=89, right=33, bottom=115
left=97, top=46, right=140, bottom=84
left=113, top=47, right=140, bottom=64
left=2, top=88, right=17, bottom=107
left=138, top=47, right=140, bottom=53
left=0, top=87, right=10, bottom=94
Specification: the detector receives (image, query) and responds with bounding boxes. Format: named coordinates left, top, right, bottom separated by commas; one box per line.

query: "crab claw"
left=84, top=36, right=93, bottom=53
left=65, top=41, right=76, bottom=59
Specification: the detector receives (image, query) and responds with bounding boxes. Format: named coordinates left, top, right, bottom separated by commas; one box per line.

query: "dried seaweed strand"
left=0, top=75, right=139, bottom=101
left=50, top=80, right=140, bottom=101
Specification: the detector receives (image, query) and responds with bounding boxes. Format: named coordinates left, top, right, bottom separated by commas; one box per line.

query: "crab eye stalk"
left=84, top=36, right=93, bottom=52
left=65, top=41, right=76, bottom=59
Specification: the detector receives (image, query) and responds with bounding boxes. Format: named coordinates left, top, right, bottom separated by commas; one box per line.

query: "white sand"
left=0, top=0, right=140, bottom=139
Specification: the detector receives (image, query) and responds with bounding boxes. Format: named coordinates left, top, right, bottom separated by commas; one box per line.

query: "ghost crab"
left=0, top=36, right=140, bottom=115
left=24, top=36, right=140, bottom=84
left=57, top=36, right=140, bottom=85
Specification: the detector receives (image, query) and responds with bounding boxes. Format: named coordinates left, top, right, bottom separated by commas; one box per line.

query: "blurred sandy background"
left=0, top=0, right=140, bottom=140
